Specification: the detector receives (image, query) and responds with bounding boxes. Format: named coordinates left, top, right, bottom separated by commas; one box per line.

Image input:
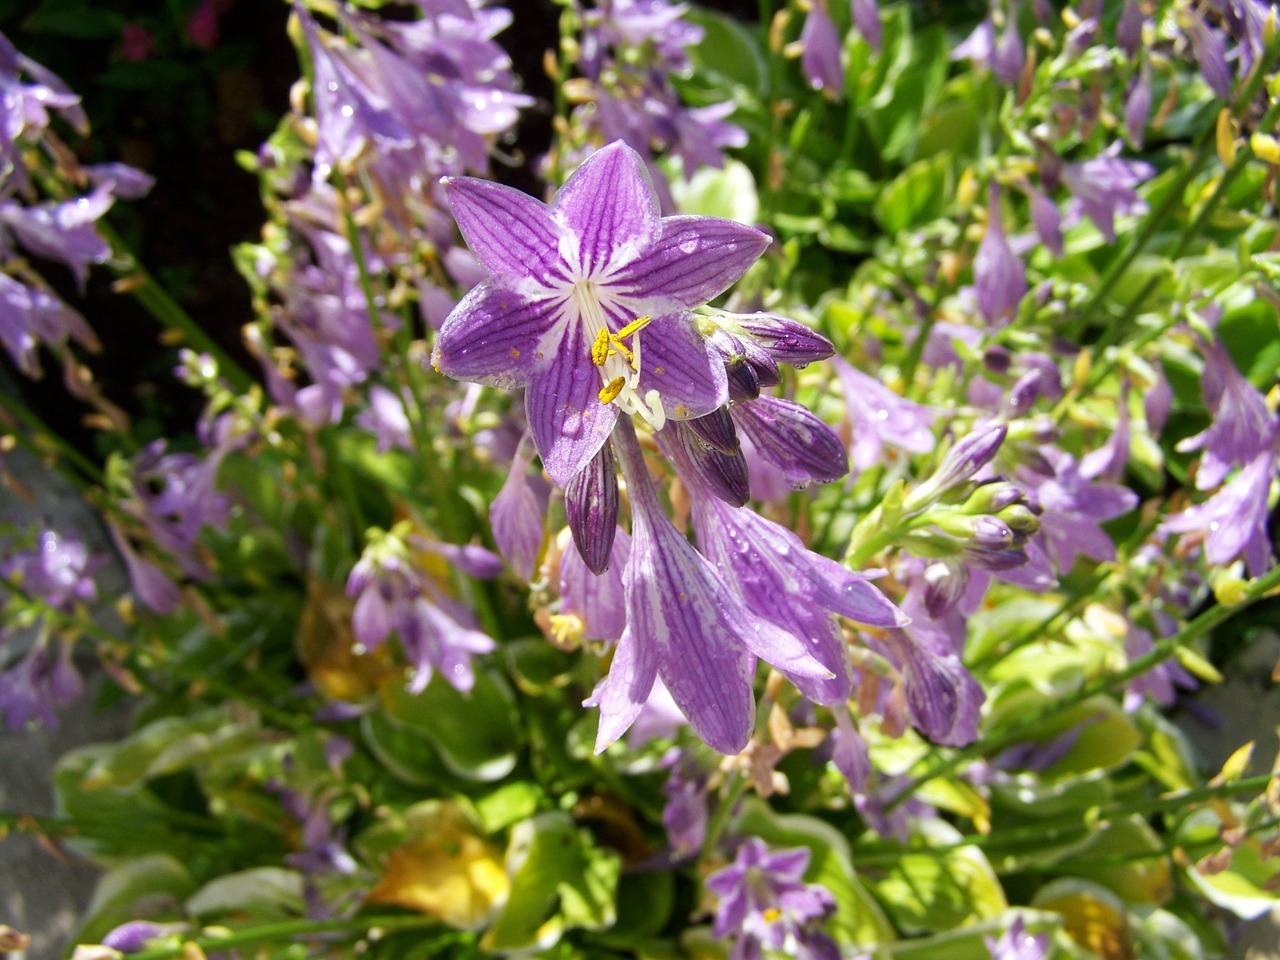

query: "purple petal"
left=552, top=140, right=662, bottom=277
left=616, top=215, right=770, bottom=311
left=636, top=313, right=729, bottom=419
left=587, top=625, right=659, bottom=752
left=686, top=406, right=740, bottom=454
left=673, top=420, right=750, bottom=507
left=490, top=441, right=546, bottom=581
left=443, top=175, right=567, bottom=283
left=731, top=396, right=848, bottom=487
left=525, top=326, right=619, bottom=486
left=562, top=527, right=631, bottom=643
left=434, top=282, right=560, bottom=388
left=801, top=3, right=843, bottom=96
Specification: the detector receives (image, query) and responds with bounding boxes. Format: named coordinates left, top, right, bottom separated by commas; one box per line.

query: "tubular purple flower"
left=880, top=629, right=984, bottom=746
left=801, top=2, right=844, bottom=98
left=1026, top=185, right=1063, bottom=256
left=559, top=527, right=631, bottom=643
left=490, top=434, right=546, bottom=581
left=1061, top=145, right=1154, bottom=243
left=1177, top=338, right=1278, bottom=490
left=586, top=420, right=758, bottom=754
left=984, top=917, right=1050, bottom=960
left=1116, top=0, right=1143, bottom=54
left=1160, top=447, right=1276, bottom=575
left=672, top=420, right=751, bottom=507
left=1125, top=63, right=1152, bottom=148
left=992, top=16, right=1025, bottom=88
left=975, top=185, right=1027, bottom=327
left=433, top=141, right=767, bottom=486
left=907, top=422, right=1007, bottom=510
left=1185, top=12, right=1233, bottom=101
left=1023, top=447, right=1138, bottom=573
left=0, top=191, right=114, bottom=291
left=0, top=273, right=98, bottom=377
left=833, top=356, right=935, bottom=473
left=852, top=0, right=882, bottom=52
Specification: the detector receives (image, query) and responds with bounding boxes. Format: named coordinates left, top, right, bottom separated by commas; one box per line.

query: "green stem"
left=886, top=563, right=1280, bottom=808
left=97, top=223, right=253, bottom=394
left=701, top=769, right=748, bottom=860
left=126, top=915, right=451, bottom=960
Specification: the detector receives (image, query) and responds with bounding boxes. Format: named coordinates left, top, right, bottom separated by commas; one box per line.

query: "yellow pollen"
left=599, top=376, right=626, bottom=404
left=763, top=908, right=782, bottom=924
left=588, top=316, right=650, bottom=370
left=616, top=314, right=652, bottom=338
left=591, top=328, right=611, bottom=366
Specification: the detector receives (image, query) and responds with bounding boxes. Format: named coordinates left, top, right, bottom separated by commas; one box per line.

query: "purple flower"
left=1160, top=447, right=1276, bottom=575
left=1, top=530, right=97, bottom=611
left=661, top=748, right=709, bottom=859
left=1116, top=1, right=1144, bottom=55
left=0, top=640, right=81, bottom=729
left=833, top=355, right=935, bottom=474
left=1123, top=621, right=1196, bottom=711
left=1026, top=185, right=1063, bottom=256
left=0, top=190, right=114, bottom=290
left=1079, top=382, right=1131, bottom=484
left=992, top=16, right=1025, bottom=88
left=801, top=3, right=843, bottom=97
left=984, top=917, right=1050, bottom=960
left=878, top=629, right=984, bottom=746
left=1185, top=12, right=1233, bottom=101
left=682, top=454, right=906, bottom=705
left=433, top=141, right=767, bottom=486
left=356, top=386, right=413, bottom=453
left=975, top=185, right=1027, bottom=327
left=108, top=524, right=181, bottom=615
left=852, top=0, right=882, bottom=52
left=557, top=526, right=630, bottom=644
left=1177, top=338, right=1278, bottom=490
left=347, top=527, right=499, bottom=693
left=1125, top=63, right=1152, bottom=148
left=490, top=434, right=547, bottom=581
left=1060, top=146, right=1154, bottom=243
left=101, top=922, right=188, bottom=955
left=1022, top=446, right=1137, bottom=574
left=0, top=273, right=98, bottom=377
left=706, top=838, right=838, bottom=960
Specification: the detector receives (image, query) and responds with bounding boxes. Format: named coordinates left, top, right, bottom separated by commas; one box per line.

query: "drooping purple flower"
left=952, top=18, right=997, bottom=68
left=490, top=433, right=547, bottom=582
left=108, top=523, right=181, bottom=615
left=1, top=530, right=97, bottom=611
left=1116, top=1, right=1144, bottom=55
left=706, top=838, right=838, bottom=960
left=852, top=0, right=882, bottom=52
left=0, top=273, right=98, bottom=376
left=0, top=640, right=82, bottom=729
left=877, top=628, right=984, bottom=746
left=1123, top=620, right=1197, bottom=712
left=0, top=190, right=114, bottom=291
left=992, top=15, right=1025, bottom=88
left=1026, top=185, right=1063, bottom=256
left=1125, top=63, right=1152, bottom=148
left=1022, top=446, right=1138, bottom=573
left=728, top=394, right=846, bottom=492
left=1160, top=447, right=1276, bottom=575
left=347, top=527, right=499, bottom=693
left=434, top=141, right=766, bottom=487
left=975, top=185, right=1027, bottom=327
left=1177, top=338, right=1278, bottom=490
left=833, top=355, right=935, bottom=474
left=586, top=420, right=764, bottom=754
left=0, top=31, right=86, bottom=173
left=1185, top=12, right=1233, bottom=101
left=801, top=2, right=844, bottom=98
left=984, top=917, right=1050, bottom=960
left=1060, top=145, right=1154, bottom=243
left=1079, top=382, right=1131, bottom=484
left=558, top=526, right=630, bottom=644
left=677, top=436, right=906, bottom=705
left=661, top=748, right=709, bottom=859
left=356, top=385, right=413, bottom=453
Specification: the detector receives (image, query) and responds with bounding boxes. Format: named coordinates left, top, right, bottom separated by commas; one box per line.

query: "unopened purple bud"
left=999, top=503, right=1042, bottom=536
left=852, top=0, right=882, bottom=52
left=566, top=442, right=620, bottom=575
left=975, top=185, right=1026, bottom=327
left=1187, top=14, right=1232, bottom=101
left=965, top=543, right=1029, bottom=571
left=971, top=515, right=1015, bottom=551
left=674, top=422, right=750, bottom=507
left=941, top=423, right=1007, bottom=488
left=993, top=19, right=1025, bottom=87
left=922, top=558, right=971, bottom=619
left=1028, top=187, right=1063, bottom=256
left=732, top=313, right=834, bottom=366
left=687, top=406, right=740, bottom=455
left=983, top=345, right=1013, bottom=373
left=101, top=922, right=178, bottom=954
left=1005, top=369, right=1043, bottom=415
left=731, top=396, right=848, bottom=487
left=726, top=358, right=761, bottom=401
left=1116, top=1, right=1143, bottom=54
left=740, top=336, right=782, bottom=388
left=964, top=480, right=1025, bottom=514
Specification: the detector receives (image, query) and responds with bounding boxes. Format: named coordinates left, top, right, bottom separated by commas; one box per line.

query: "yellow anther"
left=591, top=328, right=611, bottom=366
left=598, top=376, right=626, bottom=404
left=616, top=314, right=652, bottom=339
left=762, top=908, right=782, bottom=924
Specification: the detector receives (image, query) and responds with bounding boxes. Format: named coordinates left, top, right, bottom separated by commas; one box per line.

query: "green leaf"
left=872, top=153, right=952, bottom=233
left=186, top=868, right=305, bottom=921
left=76, top=854, right=196, bottom=945
left=667, top=160, right=760, bottom=225
left=474, top=782, right=545, bottom=834
left=481, top=812, right=621, bottom=953
left=381, top=668, right=522, bottom=782
left=25, top=0, right=125, bottom=38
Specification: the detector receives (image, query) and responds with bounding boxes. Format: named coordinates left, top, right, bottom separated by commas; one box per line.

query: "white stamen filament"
left=572, top=280, right=667, bottom=430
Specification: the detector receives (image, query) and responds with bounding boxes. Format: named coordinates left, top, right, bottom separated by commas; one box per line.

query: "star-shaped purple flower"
left=433, top=140, right=768, bottom=486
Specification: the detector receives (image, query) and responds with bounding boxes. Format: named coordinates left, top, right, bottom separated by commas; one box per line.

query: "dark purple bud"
left=674, top=422, right=750, bottom=507
left=687, top=406, right=740, bottom=455
left=727, top=356, right=762, bottom=401
left=1004, top=369, right=1043, bottom=415
left=732, top=396, right=848, bottom=487
left=566, top=441, right=620, bottom=575
left=922, top=558, right=971, bottom=619
left=852, top=0, right=882, bottom=52
left=739, top=336, right=782, bottom=388
left=1116, top=1, right=1143, bottom=54
left=965, top=544, right=1029, bottom=571
left=983, top=345, right=1013, bottom=373
left=993, top=20, right=1025, bottom=87
left=733, top=313, right=834, bottom=366
left=102, top=922, right=177, bottom=954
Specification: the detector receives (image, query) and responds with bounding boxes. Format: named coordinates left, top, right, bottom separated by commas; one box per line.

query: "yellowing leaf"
left=368, top=802, right=508, bottom=928
left=296, top=578, right=392, bottom=702
left=1034, top=879, right=1134, bottom=960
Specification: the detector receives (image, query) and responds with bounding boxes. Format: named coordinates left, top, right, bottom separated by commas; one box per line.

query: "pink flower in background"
left=121, top=24, right=155, bottom=62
